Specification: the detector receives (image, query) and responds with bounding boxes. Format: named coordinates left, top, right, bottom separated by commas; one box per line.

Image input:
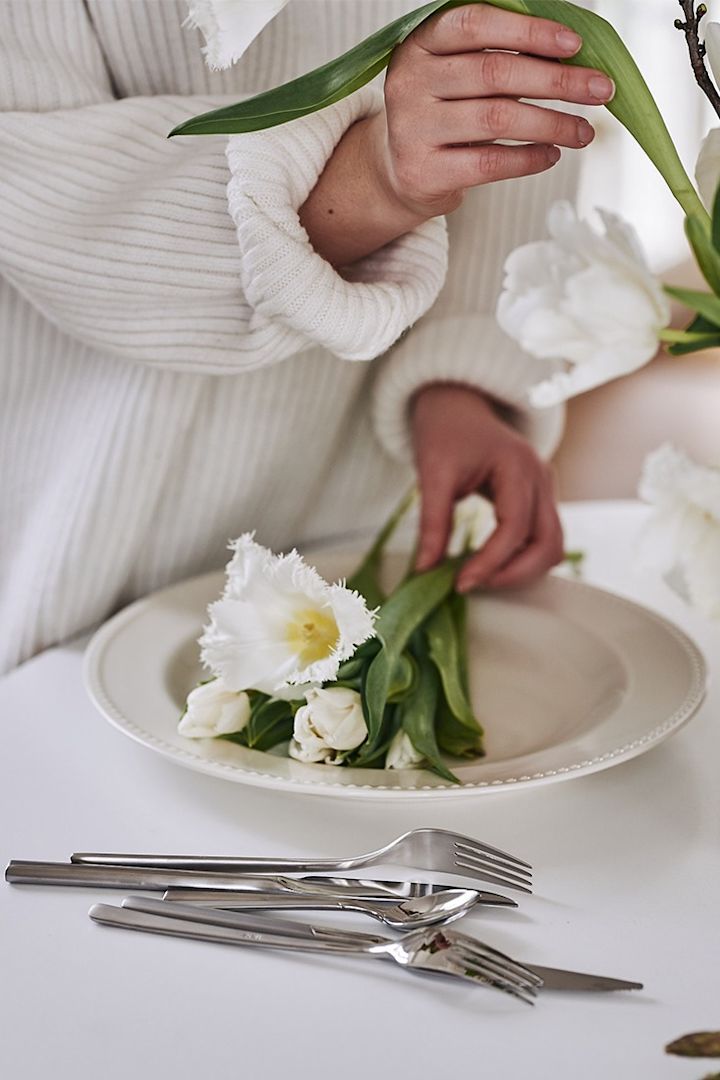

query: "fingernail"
left=589, top=75, right=615, bottom=102
left=576, top=119, right=595, bottom=146
left=556, top=29, right=582, bottom=54
left=546, top=145, right=561, bottom=165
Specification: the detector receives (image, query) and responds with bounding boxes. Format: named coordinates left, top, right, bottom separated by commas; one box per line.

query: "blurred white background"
left=578, top=0, right=720, bottom=270
left=556, top=0, right=720, bottom=498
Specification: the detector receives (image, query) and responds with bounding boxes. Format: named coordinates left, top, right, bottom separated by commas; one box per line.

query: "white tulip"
left=185, top=0, right=290, bottom=69
left=385, top=730, right=424, bottom=770
left=200, top=534, right=376, bottom=696
left=695, top=127, right=720, bottom=211
left=705, top=22, right=720, bottom=95
left=447, top=494, right=496, bottom=557
left=638, top=443, right=720, bottom=619
left=497, top=201, right=670, bottom=407
left=178, top=679, right=251, bottom=738
left=288, top=687, right=367, bottom=764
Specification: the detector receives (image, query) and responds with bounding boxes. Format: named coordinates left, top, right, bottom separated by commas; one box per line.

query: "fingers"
left=456, top=467, right=564, bottom=593
left=415, top=4, right=584, bottom=60
left=433, top=142, right=561, bottom=192
left=456, top=461, right=536, bottom=592
left=426, top=50, right=615, bottom=106
left=415, top=467, right=457, bottom=572
left=485, top=480, right=565, bottom=589
left=432, top=98, right=594, bottom=150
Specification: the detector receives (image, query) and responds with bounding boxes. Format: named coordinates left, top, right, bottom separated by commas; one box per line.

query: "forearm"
left=298, top=111, right=430, bottom=267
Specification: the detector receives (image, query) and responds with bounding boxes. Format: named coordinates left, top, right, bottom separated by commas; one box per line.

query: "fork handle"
left=72, top=852, right=360, bottom=873
left=90, top=903, right=371, bottom=956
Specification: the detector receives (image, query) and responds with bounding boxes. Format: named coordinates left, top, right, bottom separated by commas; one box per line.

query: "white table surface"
left=2, top=501, right=719, bottom=1080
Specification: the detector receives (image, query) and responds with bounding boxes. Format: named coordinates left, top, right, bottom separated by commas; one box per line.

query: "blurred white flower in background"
left=289, top=686, right=367, bottom=763
left=638, top=444, right=720, bottom=619
left=200, top=534, right=375, bottom=695
left=497, top=201, right=671, bottom=408
left=178, top=680, right=251, bottom=738
left=695, top=127, right=720, bottom=210
left=186, top=0, right=290, bottom=68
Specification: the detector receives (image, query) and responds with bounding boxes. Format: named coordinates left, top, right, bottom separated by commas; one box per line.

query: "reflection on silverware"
left=159, top=887, right=484, bottom=930
left=4, top=860, right=513, bottom=906
left=90, top=899, right=540, bottom=1004
left=71, top=828, right=533, bottom=892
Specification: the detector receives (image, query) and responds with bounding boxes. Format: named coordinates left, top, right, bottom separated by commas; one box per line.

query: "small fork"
left=73, top=829, right=532, bottom=893
left=89, top=897, right=540, bottom=1004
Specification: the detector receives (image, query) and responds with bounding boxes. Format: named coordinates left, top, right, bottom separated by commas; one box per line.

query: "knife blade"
left=526, top=965, right=643, bottom=993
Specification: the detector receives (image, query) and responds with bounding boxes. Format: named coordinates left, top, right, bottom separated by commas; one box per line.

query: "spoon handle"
left=160, top=889, right=376, bottom=916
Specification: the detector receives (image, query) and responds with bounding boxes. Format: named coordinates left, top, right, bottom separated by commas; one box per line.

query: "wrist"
left=298, top=111, right=432, bottom=267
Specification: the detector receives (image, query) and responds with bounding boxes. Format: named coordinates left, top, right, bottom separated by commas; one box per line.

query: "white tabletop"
left=2, top=501, right=719, bottom=1080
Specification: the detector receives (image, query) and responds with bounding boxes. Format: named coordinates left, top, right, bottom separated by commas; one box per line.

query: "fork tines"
left=451, top=837, right=533, bottom=894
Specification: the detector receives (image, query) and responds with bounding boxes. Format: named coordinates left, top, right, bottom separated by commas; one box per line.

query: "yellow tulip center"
left=286, top=606, right=340, bottom=667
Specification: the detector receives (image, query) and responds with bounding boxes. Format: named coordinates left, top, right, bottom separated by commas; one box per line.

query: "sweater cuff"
left=225, top=87, right=449, bottom=362
left=371, top=314, right=565, bottom=462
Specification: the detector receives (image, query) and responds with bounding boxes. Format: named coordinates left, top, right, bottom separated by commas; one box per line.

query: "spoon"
left=160, top=886, right=510, bottom=930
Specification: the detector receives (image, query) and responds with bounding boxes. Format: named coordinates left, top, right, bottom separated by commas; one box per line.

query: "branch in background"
left=675, top=0, right=720, bottom=119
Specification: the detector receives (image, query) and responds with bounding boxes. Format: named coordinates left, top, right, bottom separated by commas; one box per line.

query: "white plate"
left=84, top=552, right=707, bottom=801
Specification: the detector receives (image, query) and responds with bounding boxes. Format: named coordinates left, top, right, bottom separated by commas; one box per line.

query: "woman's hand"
left=411, top=383, right=564, bottom=592
left=378, top=2, right=611, bottom=220
left=300, top=4, right=613, bottom=266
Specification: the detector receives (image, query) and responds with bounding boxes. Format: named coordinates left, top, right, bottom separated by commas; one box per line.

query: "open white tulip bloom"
left=695, top=127, right=720, bottom=212
left=638, top=444, right=720, bottom=619
left=200, top=534, right=376, bottom=695
left=289, top=686, right=367, bottom=763
left=185, top=0, right=290, bottom=69
left=497, top=201, right=671, bottom=408
left=178, top=680, right=251, bottom=738
left=447, top=494, right=496, bottom=558
left=386, top=730, right=425, bottom=770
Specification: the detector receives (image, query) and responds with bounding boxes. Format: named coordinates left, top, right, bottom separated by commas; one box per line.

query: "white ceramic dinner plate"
left=84, top=551, right=707, bottom=801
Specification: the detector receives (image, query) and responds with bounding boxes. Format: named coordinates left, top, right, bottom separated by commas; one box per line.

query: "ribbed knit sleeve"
left=371, top=313, right=564, bottom=462
left=225, top=88, right=448, bottom=362
left=0, top=4, right=448, bottom=374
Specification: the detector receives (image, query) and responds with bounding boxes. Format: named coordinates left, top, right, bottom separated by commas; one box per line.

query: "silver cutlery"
left=159, top=887, right=483, bottom=930
left=72, top=828, right=533, bottom=892
left=100, top=897, right=644, bottom=996
left=4, top=861, right=515, bottom=907
left=89, top=899, right=541, bottom=1004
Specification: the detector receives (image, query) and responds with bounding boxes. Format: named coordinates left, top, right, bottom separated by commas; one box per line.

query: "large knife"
left=4, top=860, right=514, bottom=906
left=92, top=898, right=643, bottom=993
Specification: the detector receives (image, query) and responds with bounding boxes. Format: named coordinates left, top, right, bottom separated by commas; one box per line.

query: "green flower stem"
left=659, top=327, right=720, bottom=344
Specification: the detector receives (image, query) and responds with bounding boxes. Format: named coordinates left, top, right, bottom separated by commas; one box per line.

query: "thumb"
left=415, top=467, right=456, bottom=572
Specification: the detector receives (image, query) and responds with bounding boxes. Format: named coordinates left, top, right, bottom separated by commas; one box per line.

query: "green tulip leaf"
left=663, top=285, right=720, bottom=327
left=425, top=598, right=483, bottom=735
left=236, top=697, right=295, bottom=751
left=685, top=213, right=720, bottom=293
left=360, top=560, right=457, bottom=753
left=396, top=638, right=460, bottom=783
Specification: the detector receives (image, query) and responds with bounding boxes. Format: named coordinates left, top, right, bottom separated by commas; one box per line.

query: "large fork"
left=90, top=897, right=540, bottom=1004
left=73, top=829, right=532, bottom=893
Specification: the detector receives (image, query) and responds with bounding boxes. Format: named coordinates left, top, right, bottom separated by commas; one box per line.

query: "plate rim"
left=83, top=568, right=708, bottom=800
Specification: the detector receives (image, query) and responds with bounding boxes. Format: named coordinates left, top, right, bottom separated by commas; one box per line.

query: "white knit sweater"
left=0, top=0, right=576, bottom=674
